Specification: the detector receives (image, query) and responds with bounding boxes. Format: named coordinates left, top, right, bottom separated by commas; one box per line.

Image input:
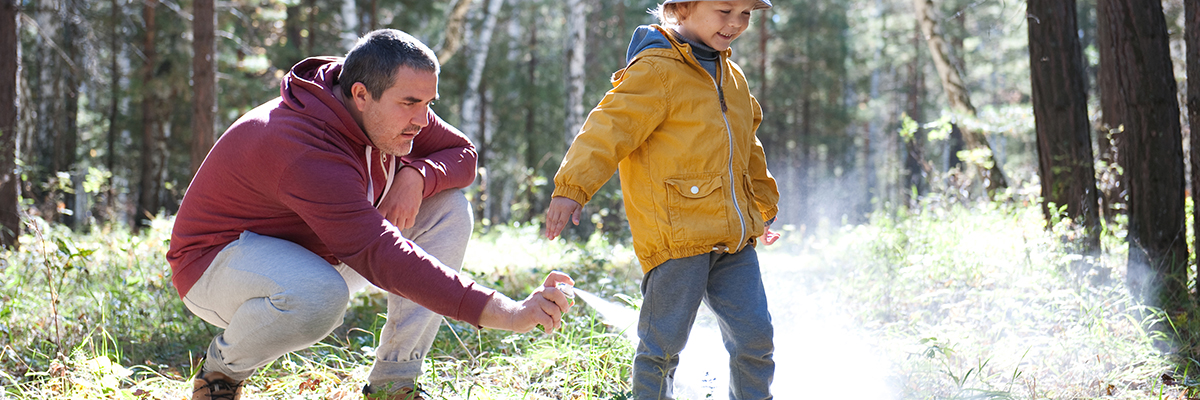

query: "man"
left=166, top=29, right=574, bottom=400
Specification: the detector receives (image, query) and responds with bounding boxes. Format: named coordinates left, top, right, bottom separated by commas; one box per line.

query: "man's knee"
left=408, top=190, right=473, bottom=270
left=269, top=278, right=350, bottom=341
left=424, top=190, right=473, bottom=235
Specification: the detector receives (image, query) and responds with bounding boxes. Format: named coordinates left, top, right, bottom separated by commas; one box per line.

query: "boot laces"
left=195, top=374, right=242, bottom=400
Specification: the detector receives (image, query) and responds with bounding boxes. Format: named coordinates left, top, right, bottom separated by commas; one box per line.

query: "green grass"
left=0, top=199, right=1191, bottom=399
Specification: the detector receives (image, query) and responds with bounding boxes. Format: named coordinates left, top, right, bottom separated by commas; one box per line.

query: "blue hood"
left=625, top=25, right=675, bottom=65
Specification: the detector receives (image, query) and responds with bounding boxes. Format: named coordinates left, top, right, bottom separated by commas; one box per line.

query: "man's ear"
left=350, top=82, right=372, bottom=111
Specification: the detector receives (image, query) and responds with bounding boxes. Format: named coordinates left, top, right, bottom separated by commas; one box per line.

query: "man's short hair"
left=340, top=29, right=440, bottom=100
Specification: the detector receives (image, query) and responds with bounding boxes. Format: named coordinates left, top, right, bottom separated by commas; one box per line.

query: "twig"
left=441, top=317, right=476, bottom=364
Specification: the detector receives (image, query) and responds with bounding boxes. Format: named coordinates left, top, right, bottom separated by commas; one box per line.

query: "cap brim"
left=661, top=0, right=773, bottom=9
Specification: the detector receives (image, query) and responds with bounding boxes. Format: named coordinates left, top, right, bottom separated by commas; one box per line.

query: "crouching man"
left=166, top=29, right=573, bottom=400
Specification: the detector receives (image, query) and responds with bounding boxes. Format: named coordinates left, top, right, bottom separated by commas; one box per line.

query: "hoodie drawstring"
left=365, top=146, right=397, bottom=207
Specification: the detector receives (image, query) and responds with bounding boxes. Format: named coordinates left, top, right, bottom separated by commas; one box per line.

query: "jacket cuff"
left=551, top=185, right=591, bottom=205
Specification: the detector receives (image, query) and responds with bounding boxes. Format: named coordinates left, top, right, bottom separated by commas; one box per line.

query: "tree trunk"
left=563, top=0, right=586, bottom=147
left=460, top=0, right=505, bottom=224
left=903, top=20, right=928, bottom=207
left=436, top=0, right=473, bottom=64
left=136, top=0, right=161, bottom=229
left=1187, top=0, right=1200, bottom=292
left=339, top=0, right=358, bottom=49
left=1096, top=0, right=1124, bottom=224
left=0, top=0, right=19, bottom=248
left=523, top=14, right=540, bottom=218
left=757, top=8, right=769, bottom=97
left=31, top=0, right=61, bottom=222
left=191, top=0, right=216, bottom=178
left=366, top=0, right=376, bottom=31
left=104, top=0, right=121, bottom=224
left=1101, top=0, right=1188, bottom=312
left=305, top=0, right=315, bottom=55
left=1027, top=0, right=1100, bottom=254
left=61, top=0, right=81, bottom=229
left=911, top=0, right=1008, bottom=195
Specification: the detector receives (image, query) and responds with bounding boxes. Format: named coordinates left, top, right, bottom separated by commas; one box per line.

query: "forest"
left=4, top=0, right=1200, bottom=398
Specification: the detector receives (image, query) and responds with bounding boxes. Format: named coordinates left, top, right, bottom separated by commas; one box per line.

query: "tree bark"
left=1101, top=0, right=1188, bottom=311
left=1187, top=0, right=1200, bottom=293
left=1027, top=0, right=1100, bottom=253
left=460, top=0, right=505, bottom=224
left=563, top=0, right=586, bottom=147
left=0, top=0, right=20, bottom=248
left=911, top=0, right=1008, bottom=195
left=1096, top=0, right=1124, bottom=223
left=190, top=0, right=216, bottom=178
left=136, top=0, right=162, bottom=229
left=436, top=0, right=474, bottom=64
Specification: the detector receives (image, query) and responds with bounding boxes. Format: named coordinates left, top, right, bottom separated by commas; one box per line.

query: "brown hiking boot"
left=192, top=370, right=243, bottom=400
left=362, top=383, right=424, bottom=400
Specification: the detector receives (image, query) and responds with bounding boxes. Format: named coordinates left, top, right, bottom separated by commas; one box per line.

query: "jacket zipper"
left=703, top=54, right=747, bottom=250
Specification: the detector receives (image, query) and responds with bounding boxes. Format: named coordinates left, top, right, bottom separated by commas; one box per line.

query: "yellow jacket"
left=552, top=25, right=780, bottom=273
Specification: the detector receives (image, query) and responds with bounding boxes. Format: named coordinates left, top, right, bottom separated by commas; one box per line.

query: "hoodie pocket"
left=664, top=174, right=730, bottom=242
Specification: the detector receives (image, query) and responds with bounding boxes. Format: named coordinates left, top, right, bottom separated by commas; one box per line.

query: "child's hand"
left=762, top=225, right=780, bottom=245
left=545, top=197, right=582, bottom=240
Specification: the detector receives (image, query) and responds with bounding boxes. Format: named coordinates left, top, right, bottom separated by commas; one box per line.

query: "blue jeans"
left=633, top=248, right=774, bottom=400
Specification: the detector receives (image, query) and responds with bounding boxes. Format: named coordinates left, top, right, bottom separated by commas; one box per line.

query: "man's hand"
left=544, top=197, right=582, bottom=240
left=478, top=271, right=576, bottom=334
left=378, top=166, right=425, bottom=230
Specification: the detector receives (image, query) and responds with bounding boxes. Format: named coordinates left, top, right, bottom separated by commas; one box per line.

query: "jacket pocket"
left=742, top=173, right=766, bottom=234
left=664, top=174, right=730, bottom=243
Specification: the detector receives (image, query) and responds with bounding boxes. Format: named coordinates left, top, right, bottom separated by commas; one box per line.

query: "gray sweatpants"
left=633, top=248, right=775, bottom=400
left=182, top=190, right=473, bottom=389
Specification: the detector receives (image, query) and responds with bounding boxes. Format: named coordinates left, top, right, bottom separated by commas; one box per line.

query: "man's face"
left=676, top=0, right=756, bottom=51
left=353, top=66, right=438, bottom=157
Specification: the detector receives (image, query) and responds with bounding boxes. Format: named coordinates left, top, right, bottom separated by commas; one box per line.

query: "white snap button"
left=691, top=186, right=699, bottom=194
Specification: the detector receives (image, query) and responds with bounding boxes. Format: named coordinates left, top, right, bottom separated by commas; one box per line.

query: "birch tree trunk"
left=563, top=0, right=586, bottom=147
left=461, top=0, right=505, bottom=224
left=1027, top=0, right=1100, bottom=253
left=0, top=0, right=19, bottom=248
left=911, top=0, right=1008, bottom=195
left=340, top=0, right=358, bottom=49
left=191, top=0, right=216, bottom=178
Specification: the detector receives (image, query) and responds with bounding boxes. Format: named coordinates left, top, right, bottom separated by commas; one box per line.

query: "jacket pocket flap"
left=665, top=177, right=722, bottom=199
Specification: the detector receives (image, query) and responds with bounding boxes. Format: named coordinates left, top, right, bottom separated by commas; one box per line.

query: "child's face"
left=675, top=0, right=757, bottom=51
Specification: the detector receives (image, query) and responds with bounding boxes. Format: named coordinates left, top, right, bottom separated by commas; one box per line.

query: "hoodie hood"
left=280, top=57, right=371, bottom=147
left=625, top=25, right=677, bottom=65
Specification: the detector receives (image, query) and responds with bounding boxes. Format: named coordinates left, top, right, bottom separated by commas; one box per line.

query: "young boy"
left=544, top=1, right=779, bottom=398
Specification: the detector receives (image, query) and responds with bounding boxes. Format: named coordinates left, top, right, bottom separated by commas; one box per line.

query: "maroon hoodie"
left=167, top=57, right=493, bottom=326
